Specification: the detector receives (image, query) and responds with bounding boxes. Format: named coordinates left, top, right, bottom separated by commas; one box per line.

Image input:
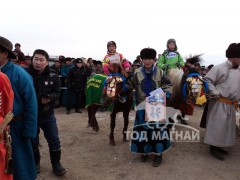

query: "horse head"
left=108, top=63, right=122, bottom=74
left=105, top=63, right=125, bottom=101
left=183, top=54, right=208, bottom=103
left=184, top=75, right=206, bottom=103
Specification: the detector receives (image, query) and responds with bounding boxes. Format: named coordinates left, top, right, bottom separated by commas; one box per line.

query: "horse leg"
left=109, top=112, right=117, bottom=146
left=92, top=105, right=100, bottom=132
left=123, top=110, right=129, bottom=141
left=87, top=106, right=93, bottom=128
left=177, top=112, right=188, bottom=125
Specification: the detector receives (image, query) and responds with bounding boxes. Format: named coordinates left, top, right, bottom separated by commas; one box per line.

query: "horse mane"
left=108, top=63, right=121, bottom=74
left=168, top=69, right=184, bottom=102
left=185, top=54, right=204, bottom=65
left=184, top=54, right=204, bottom=74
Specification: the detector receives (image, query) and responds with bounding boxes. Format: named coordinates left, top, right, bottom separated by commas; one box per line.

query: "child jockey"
left=157, top=39, right=185, bottom=74
left=101, top=41, right=131, bottom=104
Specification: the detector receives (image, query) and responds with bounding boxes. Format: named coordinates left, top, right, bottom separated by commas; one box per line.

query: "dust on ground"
left=36, top=106, right=240, bottom=180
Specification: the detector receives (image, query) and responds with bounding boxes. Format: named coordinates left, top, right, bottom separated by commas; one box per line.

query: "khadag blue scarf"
left=182, top=73, right=209, bottom=99
left=141, top=66, right=157, bottom=96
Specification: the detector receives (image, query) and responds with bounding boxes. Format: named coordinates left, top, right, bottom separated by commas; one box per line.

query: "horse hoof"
left=93, top=126, right=99, bottom=132
left=109, top=141, right=116, bottom=146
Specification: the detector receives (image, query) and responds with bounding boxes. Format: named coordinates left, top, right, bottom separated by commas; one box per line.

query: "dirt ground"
left=36, top=106, right=240, bottom=180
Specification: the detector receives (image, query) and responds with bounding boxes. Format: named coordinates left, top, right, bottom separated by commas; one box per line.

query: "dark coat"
left=66, top=65, right=87, bottom=91
left=28, top=65, right=61, bottom=117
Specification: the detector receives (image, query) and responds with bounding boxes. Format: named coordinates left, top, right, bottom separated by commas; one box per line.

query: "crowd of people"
left=0, top=35, right=239, bottom=179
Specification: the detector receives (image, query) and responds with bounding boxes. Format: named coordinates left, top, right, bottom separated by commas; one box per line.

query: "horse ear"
left=187, top=77, right=193, bottom=82
left=198, top=76, right=203, bottom=81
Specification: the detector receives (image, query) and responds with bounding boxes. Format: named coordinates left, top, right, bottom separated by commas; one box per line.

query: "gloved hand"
left=176, top=62, right=181, bottom=68
left=165, top=91, right=172, bottom=99
left=165, top=64, right=170, bottom=69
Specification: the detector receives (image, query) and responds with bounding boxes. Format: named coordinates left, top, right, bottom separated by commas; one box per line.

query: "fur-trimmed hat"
left=0, top=36, right=16, bottom=59
left=65, top=57, right=72, bottom=62
left=24, top=55, right=31, bottom=60
left=59, top=55, right=65, bottom=61
left=96, top=61, right=102, bottom=65
left=167, top=38, right=177, bottom=51
left=140, top=48, right=157, bottom=60
left=75, top=58, right=83, bottom=63
left=107, top=41, right=116, bottom=49
left=226, top=43, right=240, bottom=58
left=133, top=60, right=141, bottom=67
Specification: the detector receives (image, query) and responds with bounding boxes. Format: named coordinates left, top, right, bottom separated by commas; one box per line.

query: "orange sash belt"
left=218, top=98, right=239, bottom=110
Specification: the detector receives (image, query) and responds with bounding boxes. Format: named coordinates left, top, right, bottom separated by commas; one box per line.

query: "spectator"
left=66, top=58, right=87, bottom=114
left=28, top=49, right=66, bottom=176
left=51, top=59, right=61, bottom=74
left=0, top=36, right=38, bottom=180
left=13, top=43, right=24, bottom=61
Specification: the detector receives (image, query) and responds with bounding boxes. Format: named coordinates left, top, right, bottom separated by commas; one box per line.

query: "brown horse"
left=86, top=63, right=133, bottom=146
left=166, top=54, right=208, bottom=123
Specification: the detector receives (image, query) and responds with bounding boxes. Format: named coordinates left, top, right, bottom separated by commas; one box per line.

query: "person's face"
left=0, top=50, right=9, bottom=65
left=65, top=61, right=71, bottom=66
left=230, top=58, right=240, bottom=66
left=76, top=62, right=83, bottom=68
left=32, top=54, right=48, bottom=72
left=54, top=61, right=61, bottom=68
left=133, top=65, right=139, bottom=69
left=11, top=51, right=18, bottom=63
left=96, top=64, right=102, bottom=68
left=88, top=59, right=93, bottom=64
left=15, top=45, right=21, bottom=51
left=142, top=59, right=154, bottom=69
left=168, top=42, right=175, bottom=51
left=108, top=45, right=116, bottom=53
left=25, top=59, right=31, bottom=66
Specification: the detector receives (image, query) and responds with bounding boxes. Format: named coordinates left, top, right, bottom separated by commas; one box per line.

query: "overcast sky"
left=1, top=0, right=240, bottom=65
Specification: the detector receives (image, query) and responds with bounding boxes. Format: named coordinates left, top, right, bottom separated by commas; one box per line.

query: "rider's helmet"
left=107, top=41, right=117, bottom=49
left=167, top=38, right=177, bottom=51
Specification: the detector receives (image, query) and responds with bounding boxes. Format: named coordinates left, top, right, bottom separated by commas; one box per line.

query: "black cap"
left=75, top=58, right=83, bottom=63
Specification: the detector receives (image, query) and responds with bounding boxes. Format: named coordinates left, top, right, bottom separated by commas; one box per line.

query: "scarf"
left=141, top=66, right=157, bottom=96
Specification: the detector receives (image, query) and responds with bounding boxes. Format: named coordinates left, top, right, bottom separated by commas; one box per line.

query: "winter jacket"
left=66, top=65, right=87, bottom=91
left=28, top=65, right=61, bottom=117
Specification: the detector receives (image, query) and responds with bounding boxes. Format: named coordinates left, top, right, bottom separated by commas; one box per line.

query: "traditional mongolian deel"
left=130, top=66, right=171, bottom=154
left=1, top=60, right=38, bottom=180
left=204, top=60, right=240, bottom=147
left=145, top=89, right=166, bottom=122
left=130, top=110, right=171, bottom=154
left=0, top=72, right=14, bottom=180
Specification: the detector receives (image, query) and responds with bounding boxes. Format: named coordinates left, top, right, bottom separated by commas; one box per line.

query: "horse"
left=166, top=54, right=208, bottom=124
left=86, top=63, right=133, bottom=146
